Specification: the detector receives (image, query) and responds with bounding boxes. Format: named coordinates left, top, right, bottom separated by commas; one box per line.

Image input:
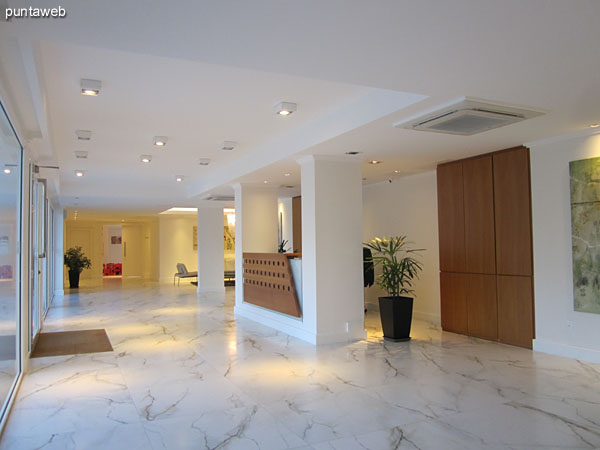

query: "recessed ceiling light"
left=263, top=180, right=268, bottom=184
left=75, top=130, right=92, bottom=140
left=394, top=170, right=400, bottom=173
left=362, top=177, right=367, bottom=181
left=175, top=175, right=184, bottom=182
left=590, top=124, right=600, bottom=128
left=140, top=155, right=152, bottom=163
left=221, top=141, right=237, bottom=151
left=369, top=160, right=381, bottom=165
left=75, top=170, right=85, bottom=177
left=345, top=151, right=361, bottom=155
left=75, top=151, right=88, bottom=159
left=274, top=102, right=296, bottom=116
left=284, top=173, right=290, bottom=177
left=80, top=79, right=101, bottom=96
left=153, top=136, right=168, bottom=147
left=198, top=158, right=211, bottom=166
left=3, top=168, right=11, bottom=174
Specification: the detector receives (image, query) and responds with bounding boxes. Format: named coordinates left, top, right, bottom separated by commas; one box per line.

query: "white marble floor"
left=1, top=279, right=599, bottom=449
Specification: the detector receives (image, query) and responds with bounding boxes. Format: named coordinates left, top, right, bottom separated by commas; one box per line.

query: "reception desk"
left=242, top=253, right=302, bottom=318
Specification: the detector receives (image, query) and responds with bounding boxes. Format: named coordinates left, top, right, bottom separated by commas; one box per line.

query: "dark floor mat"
left=32, top=329, right=113, bottom=358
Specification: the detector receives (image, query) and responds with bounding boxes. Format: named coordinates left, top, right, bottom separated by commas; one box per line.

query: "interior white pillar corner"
left=299, top=155, right=366, bottom=344
left=196, top=205, right=225, bottom=293
left=54, top=207, right=64, bottom=296
left=233, top=183, right=279, bottom=310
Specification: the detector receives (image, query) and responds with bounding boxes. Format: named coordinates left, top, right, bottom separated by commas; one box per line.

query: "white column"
left=196, top=206, right=225, bottom=292
left=54, top=207, right=64, bottom=296
left=233, top=183, right=279, bottom=309
left=300, top=155, right=366, bottom=344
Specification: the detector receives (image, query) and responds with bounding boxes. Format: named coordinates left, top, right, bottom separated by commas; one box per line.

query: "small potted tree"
left=364, top=236, right=424, bottom=341
left=64, top=246, right=91, bottom=288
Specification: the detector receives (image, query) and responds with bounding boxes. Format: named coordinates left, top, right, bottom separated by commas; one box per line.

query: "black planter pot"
left=68, top=270, right=81, bottom=288
left=378, top=296, right=413, bottom=342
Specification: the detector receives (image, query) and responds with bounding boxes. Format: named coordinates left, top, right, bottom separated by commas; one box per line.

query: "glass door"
left=0, top=100, right=22, bottom=423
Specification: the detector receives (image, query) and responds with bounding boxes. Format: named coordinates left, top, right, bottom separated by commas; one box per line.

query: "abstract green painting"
left=570, top=156, right=600, bottom=314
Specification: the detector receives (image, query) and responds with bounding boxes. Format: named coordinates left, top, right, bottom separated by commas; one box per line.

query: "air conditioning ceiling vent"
left=203, top=195, right=234, bottom=202
left=395, top=98, right=545, bottom=136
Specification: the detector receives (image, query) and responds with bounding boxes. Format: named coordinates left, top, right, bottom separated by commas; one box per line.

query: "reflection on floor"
left=1, top=279, right=600, bottom=449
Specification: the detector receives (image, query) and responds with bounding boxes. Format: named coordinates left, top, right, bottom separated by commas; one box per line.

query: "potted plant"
left=364, top=236, right=424, bottom=341
left=64, top=246, right=92, bottom=288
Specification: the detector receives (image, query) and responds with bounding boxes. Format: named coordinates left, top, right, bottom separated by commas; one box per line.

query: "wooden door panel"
left=440, top=272, right=468, bottom=334
left=466, top=273, right=498, bottom=340
left=437, top=162, right=466, bottom=272
left=463, top=156, right=496, bottom=274
left=497, top=275, right=534, bottom=348
left=292, top=196, right=302, bottom=253
left=493, top=147, right=533, bottom=276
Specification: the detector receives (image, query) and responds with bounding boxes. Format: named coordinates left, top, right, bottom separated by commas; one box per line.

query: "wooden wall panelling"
left=440, top=272, right=468, bottom=334
left=463, top=155, right=496, bottom=274
left=497, top=275, right=534, bottom=348
left=437, top=162, right=467, bottom=272
left=292, top=196, right=302, bottom=253
left=242, top=253, right=301, bottom=317
left=466, top=273, right=498, bottom=341
left=493, top=147, right=533, bottom=276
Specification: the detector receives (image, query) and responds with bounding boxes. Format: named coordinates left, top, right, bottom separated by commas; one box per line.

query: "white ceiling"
left=1, top=0, right=599, bottom=211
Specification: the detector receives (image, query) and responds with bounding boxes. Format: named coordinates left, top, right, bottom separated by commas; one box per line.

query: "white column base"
left=197, top=286, right=226, bottom=294
left=234, top=302, right=366, bottom=345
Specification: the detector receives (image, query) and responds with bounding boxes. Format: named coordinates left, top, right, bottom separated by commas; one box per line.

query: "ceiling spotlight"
left=175, top=175, right=184, bottom=182
left=80, top=79, right=101, bottom=96
left=198, top=158, right=211, bottom=166
left=221, top=141, right=237, bottom=151
left=3, top=168, right=11, bottom=174
left=140, top=155, right=152, bottom=163
left=75, top=151, right=88, bottom=159
left=75, top=170, right=85, bottom=177
left=590, top=124, right=600, bottom=128
left=369, top=160, right=381, bottom=165
left=274, top=102, right=297, bottom=116
left=153, top=136, right=168, bottom=147
left=75, top=130, right=92, bottom=140
left=345, top=151, right=361, bottom=155
left=284, top=173, right=290, bottom=177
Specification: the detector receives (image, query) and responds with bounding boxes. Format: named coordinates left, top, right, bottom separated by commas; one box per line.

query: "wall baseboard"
left=413, top=310, right=441, bottom=325
left=533, top=339, right=600, bottom=364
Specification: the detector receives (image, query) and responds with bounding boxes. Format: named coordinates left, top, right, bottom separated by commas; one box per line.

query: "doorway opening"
left=102, top=225, right=122, bottom=278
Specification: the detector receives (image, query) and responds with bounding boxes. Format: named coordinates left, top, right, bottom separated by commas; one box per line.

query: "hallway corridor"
left=1, top=282, right=599, bottom=449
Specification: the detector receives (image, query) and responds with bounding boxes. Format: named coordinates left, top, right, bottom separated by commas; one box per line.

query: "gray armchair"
left=173, top=263, right=198, bottom=285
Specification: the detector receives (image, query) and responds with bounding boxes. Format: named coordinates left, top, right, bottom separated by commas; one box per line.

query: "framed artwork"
left=570, top=156, right=600, bottom=314
left=111, top=236, right=122, bottom=245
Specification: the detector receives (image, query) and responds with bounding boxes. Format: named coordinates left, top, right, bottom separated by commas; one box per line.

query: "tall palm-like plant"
left=364, top=236, right=424, bottom=297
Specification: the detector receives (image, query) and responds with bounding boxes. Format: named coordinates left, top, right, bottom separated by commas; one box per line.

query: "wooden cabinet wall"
left=437, top=146, right=534, bottom=348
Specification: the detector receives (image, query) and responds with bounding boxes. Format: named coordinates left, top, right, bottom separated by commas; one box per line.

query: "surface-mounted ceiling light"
left=198, top=158, right=211, bottom=166
left=153, top=136, right=168, bottom=147
left=3, top=168, right=11, bottom=174
left=75, top=151, right=88, bottom=159
left=221, top=141, right=237, bottom=151
left=75, top=170, right=85, bottom=177
left=274, top=102, right=296, bottom=116
left=284, top=173, right=290, bottom=177
left=369, top=160, right=381, bottom=165
left=590, top=124, right=600, bottom=128
left=175, top=175, right=184, bottom=182
left=140, top=155, right=152, bottom=163
left=75, top=130, right=92, bottom=140
left=80, top=79, right=101, bottom=96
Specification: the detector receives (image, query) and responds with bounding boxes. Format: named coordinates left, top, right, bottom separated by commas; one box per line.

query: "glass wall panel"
left=0, top=102, right=22, bottom=420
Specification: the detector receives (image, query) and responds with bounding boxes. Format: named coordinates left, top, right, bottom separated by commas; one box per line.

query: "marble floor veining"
left=1, top=279, right=600, bottom=449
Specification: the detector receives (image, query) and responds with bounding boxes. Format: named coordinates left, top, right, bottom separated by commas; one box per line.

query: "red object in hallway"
left=103, top=263, right=122, bottom=276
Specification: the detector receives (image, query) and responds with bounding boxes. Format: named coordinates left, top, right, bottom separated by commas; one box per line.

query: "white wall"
left=362, top=171, right=441, bottom=323
left=158, top=215, right=198, bottom=283
left=278, top=197, right=293, bottom=252
left=102, top=225, right=122, bottom=264
left=530, top=131, right=600, bottom=363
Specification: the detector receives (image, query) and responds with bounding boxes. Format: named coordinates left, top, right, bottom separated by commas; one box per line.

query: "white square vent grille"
left=395, top=98, right=545, bottom=136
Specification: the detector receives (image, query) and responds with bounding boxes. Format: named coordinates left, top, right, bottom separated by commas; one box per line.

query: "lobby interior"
left=1, top=1, right=600, bottom=449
